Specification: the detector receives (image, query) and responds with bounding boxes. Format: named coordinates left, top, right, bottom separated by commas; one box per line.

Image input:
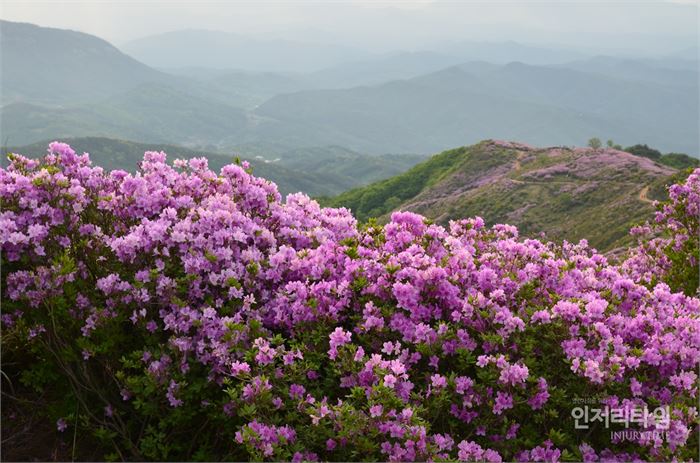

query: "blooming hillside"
left=325, top=140, right=681, bottom=251
left=1, top=143, right=698, bottom=461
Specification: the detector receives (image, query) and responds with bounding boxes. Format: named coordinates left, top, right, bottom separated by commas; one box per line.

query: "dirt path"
left=513, top=151, right=526, bottom=171
left=638, top=186, right=653, bottom=204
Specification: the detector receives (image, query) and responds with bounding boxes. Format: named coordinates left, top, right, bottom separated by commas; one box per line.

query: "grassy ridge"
left=324, top=140, right=683, bottom=251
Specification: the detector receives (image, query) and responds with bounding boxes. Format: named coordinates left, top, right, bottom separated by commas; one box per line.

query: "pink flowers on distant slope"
left=1, top=142, right=698, bottom=461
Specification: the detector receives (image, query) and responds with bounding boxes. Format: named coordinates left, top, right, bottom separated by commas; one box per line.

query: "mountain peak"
left=1, top=20, right=166, bottom=106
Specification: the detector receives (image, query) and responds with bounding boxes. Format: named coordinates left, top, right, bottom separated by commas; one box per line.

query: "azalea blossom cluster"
left=623, top=168, right=699, bottom=296
left=1, top=143, right=698, bottom=461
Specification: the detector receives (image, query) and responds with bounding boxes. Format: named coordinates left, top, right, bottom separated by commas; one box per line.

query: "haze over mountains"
left=0, top=21, right=171, bottom=106
left=121, top=29, right=368, bottom=72
left=1, top=20, right=697, bottom=158
left=254, top=61, right=698, bottom=154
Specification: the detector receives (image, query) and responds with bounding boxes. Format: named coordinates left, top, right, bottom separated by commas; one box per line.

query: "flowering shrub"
left=1, top=143, right=698, bottom=461
left=624, top=169, right=699, bottom=296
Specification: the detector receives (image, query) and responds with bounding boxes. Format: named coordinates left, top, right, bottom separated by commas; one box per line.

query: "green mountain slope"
left=0, top=20, right=170, bottom=105
left=0, top=84, right=249, bottom=147
left=276, top=146, right=426, bottom=191
left=3, top=137, right=423, bottom=198
left=324, top=140, right=681, bottom=251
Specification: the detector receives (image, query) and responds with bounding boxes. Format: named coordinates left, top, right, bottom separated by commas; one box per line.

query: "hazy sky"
left=1, top=0, right=698, bottom=54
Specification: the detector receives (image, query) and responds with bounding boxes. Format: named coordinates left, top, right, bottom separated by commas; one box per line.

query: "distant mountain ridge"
left=254, top=61, right=699, bottom=154
left=0, top=20, right=171, bottom=106
left=435, top=39, right=588, bottom=65
left=557, top=55, right=699, bottom=87
left=324, top=140, right=686, bottom=251
left=120, top=29, right=367, bottom=72
left=1, top=83, right=251, bottom=147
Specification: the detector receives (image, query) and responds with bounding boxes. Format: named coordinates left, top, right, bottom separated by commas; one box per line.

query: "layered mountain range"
left=2, top=20, right=698, bottom=155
